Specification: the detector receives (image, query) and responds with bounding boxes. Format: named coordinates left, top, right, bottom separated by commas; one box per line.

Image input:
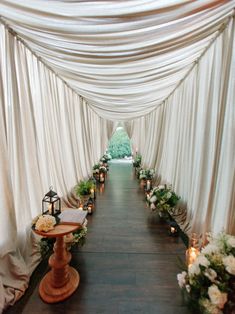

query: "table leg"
left=39, top=236, right=79, bottom=303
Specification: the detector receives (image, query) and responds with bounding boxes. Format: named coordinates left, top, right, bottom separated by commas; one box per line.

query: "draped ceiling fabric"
left=0, top=0, right=235, bottom=312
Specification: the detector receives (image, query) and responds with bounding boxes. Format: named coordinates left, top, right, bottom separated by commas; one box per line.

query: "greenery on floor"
left=108, top=127, right=132, bottom=159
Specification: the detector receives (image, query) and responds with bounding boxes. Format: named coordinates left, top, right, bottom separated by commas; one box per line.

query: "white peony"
left=227, top=236, right=235, bottom=248
left=177, top=271, right=187, bottom=288
left=35, top=214, right=56, bottom=232
left=208, top=285, right=227, bottom=309
left=150, top=195, right=157, bottom=203
left=204, top=268, right=217, bottom=282
left=223, top=255, right=235, bottom=275
left=201, top=244, right=220, bottom=255
left=166, top=192, right=172, bottom=199
left=188, top=263, right=200, bottom=276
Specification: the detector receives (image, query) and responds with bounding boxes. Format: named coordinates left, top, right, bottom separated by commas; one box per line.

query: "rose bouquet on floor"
left=177, top=232, right=235, bottom=314
left=146, top=184, right=180, bottom=214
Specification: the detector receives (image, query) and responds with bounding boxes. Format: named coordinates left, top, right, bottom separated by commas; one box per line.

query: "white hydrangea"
left=188, top=263, right=200, bottom=276
left=150, top=195, right=157, bottom=203
left=195, top=254, right=210, bottom=268
left=201, top=243, right=220, bottom=255
left=227, top=236, right=235, bottom=248
left=208, top=285, right=227, bottom=309
left=177, top=271, right=187, bottom=288
left=35, top=214, right=56, bottom=232
left=223, top=255, right=235, bottom=275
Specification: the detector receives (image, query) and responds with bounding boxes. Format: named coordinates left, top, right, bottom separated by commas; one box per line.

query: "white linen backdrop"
left=1, top=0, right=235, bottom=120
left=126, top=17, right=235, bottom=236
left=0, top=23, right=113, bottom=312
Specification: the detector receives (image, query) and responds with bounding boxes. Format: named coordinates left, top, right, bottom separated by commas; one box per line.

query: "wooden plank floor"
left=6, top=161, right=189, bottom=314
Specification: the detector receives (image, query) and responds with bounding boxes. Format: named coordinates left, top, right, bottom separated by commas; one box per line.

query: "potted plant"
left=139, top=168, right=155, bottom=189
left=133, top=154, right=142, bottom=168
left=100, top=153, right=112, bottom=167
left=75, top=180, right=95, bottom=203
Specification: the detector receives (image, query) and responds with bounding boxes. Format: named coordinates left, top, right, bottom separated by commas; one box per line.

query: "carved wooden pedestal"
left=35, top=224, right=80, bottom=303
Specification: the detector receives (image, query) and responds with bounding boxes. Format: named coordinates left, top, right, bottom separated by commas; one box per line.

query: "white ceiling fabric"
left=1, top=0, right=234, bottom=120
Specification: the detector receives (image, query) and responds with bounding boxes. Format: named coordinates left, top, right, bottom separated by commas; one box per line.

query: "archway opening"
left=107, top=126, right=132, bottom=161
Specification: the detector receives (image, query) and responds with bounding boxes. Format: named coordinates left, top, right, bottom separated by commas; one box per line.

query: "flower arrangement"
left=100, top=153, right=112, bottom=163
left=39, top=225, right=88, bottom=258
left=32, top=214, right=58, bottom=232
left=133, top=154, right=142, bottom=168
left=99, top=165, right=107, bottom=173
left=93, top=164, right=100, bottom=174
left=139, top=168, right=155, bottom=180
left=147, top=184, right=180, bottom=212
left=177, top=232, right=235, bottom=314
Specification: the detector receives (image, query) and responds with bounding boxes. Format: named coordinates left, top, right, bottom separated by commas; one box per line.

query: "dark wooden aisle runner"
left=6, top=161, right=189, bottom=314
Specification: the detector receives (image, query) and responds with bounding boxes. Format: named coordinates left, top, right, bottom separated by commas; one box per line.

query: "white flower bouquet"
left=147, top=184, right=180, bottom=212
left=139, top=168, right=155, bottom=180
left=32, top=214, right=57, bottom=232
left=177, top=232, right=235, bottom=313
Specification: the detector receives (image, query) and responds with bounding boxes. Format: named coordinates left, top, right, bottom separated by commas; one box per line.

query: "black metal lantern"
left=168, top=221, right=179, bottom=237
left=42, top=186, right=61, bottom=216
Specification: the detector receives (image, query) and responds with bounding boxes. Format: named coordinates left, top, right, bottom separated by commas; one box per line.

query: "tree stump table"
left=34, top=224, right=81, bottom=303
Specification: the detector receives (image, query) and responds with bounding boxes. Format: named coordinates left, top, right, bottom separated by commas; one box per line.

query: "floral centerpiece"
left=139, top=169, right=155, bottom=180
left=147, top=184, right=180, bottom=213
left=133, top=154, right=142, bottom=168
left=32, top=214, right=59, bottom=232
left=177, top=232, right=235, bottom=314
left=39, top=225, right=88, bottom=258
left=100, top=153, right=112, bottom=163
left=93, top=163, right=100, bottom=175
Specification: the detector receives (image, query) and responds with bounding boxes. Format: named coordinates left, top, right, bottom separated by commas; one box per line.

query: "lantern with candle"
left=42, top=186, right=61, bottom=217
left=168, top=221, right=179, bottom=236
left=185, top=233, right=200, bottom=267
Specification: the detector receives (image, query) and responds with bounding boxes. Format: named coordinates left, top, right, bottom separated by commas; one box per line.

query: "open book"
left=58, top=208, right=88, bottom=226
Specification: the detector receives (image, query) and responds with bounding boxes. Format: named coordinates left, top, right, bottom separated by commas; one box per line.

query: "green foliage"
left=133, top=154, right=142, bottom=167
left=108, top=128, right=131, bottom=159
left=75, top=180, right=94, bottom=196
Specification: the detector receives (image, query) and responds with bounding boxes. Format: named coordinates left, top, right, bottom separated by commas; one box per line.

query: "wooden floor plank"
left=5, top=161, right=189, bottom=314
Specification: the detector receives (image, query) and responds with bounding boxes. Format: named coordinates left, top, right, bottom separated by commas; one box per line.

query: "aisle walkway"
left=8, top=162, right=189, bottom=314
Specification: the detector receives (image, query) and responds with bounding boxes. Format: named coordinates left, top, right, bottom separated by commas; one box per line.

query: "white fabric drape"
left=0, top=22, right=113, bottom=312
left=0, top=0, right=235, bottom=311
left=130, top=17, right=235, bottom=236
left=0, top=0, right=234, bottom=119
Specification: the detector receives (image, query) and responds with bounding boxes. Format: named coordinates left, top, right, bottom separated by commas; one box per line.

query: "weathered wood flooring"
left=6, top=161, right=189, bottom=314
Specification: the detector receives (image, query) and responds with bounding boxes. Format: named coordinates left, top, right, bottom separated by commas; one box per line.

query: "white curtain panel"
left=132, top=17, right=235, bottom=236
left=0, top=1, right=234, bottom=120
left=0, top=23, right=112, bottom=311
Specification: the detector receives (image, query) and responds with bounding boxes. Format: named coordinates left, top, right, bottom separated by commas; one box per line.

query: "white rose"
left=205, top=268, right=217, bottom=282
left=223, top=255, right=235, bottom=275
left=201, top=244, right=219, bottom=255
left=196, top=255, right=210, bottom=268
left=208, top=285, right=227, bottom=309
left=150, top=195, right=157, bottom=203
left=177, top=271, right=187, bottom=288
left=227, top=236, right=235, bottom=248
left=188, top=263, right=200, bottom=276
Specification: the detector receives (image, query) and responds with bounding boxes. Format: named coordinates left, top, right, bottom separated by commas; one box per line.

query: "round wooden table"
left=34, top=224, right=80, bottom=303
